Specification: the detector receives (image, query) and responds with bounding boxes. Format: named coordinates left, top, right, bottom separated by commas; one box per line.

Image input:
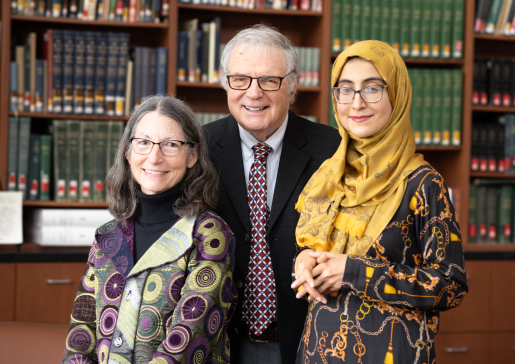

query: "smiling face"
left=335, top=58, right=393, bottom=138
left=127, top=111, right=198, bottom=195
left=227, top=45, right=297, bottom=142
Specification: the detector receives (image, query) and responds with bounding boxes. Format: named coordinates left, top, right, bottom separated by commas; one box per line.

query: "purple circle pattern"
left=163, top=324, right=191, bottom=355
left=204, top=304, right=223, bottom=340
left=96, top=339, right=111, bottom=364
left=69, top=354, right=93, bottom=364
left=136, top=306, right=161, bottom=341
left=198, top=232, right=229, bottom=261
left=94, top=248, right=109, bottom=267
left=186, top=337, right=208, bottom=364
left=71, top=294, right=96, bottom=322
left=102, top=272, right=125, bottom=304
left=99, top=229, right=123, bottom=256
left=99, top=305, right=118, bottom=337
left=66, top=325, right=94, bottom=354
left=179, top=292, right=210, bottom=326
left=166, top=272, right=185, bottom=307
left=134, top=342, right=154, bottom=364
left=115, top=255, right=129, bottom=273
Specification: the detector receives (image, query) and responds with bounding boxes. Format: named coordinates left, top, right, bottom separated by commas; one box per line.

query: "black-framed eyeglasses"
left=332, top=84, right=389, bottom=104
left=226, top=70, right=294, bottom=91
left=130, top=138, right=195, bottom=157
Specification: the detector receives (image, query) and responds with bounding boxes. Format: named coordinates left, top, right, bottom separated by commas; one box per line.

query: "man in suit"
left=204, top=24, right=341, bottom=364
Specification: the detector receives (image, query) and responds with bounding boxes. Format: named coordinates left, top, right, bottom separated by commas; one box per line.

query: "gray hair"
left=106, top=95, right=219, bottom=221
left=219, top=24, right=299, bottom=101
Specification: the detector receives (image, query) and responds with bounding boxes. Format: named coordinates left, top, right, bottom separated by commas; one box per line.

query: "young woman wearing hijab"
left=291, top=41, right=468, bottom=364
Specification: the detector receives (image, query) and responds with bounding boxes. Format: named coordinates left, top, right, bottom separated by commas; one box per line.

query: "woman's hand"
left=309, top=251, right=348, bottom=295
left=291, top=249, right=326, bottom=303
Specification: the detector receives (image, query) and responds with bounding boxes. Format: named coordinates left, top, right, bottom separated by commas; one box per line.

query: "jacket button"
left=236, top=280, right=243, bottom=288
left=245, top=234, right=250, bottom=242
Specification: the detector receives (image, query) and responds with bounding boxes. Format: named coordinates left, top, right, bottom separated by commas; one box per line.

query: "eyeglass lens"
left=334, top=86, right=384, bottom=103
left=228, top=75, right=283, bottom=91
left=131, top=139, right=183, bottom=156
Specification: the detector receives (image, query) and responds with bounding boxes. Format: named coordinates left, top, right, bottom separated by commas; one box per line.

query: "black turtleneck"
left=134, top=183, right=183, bottom=263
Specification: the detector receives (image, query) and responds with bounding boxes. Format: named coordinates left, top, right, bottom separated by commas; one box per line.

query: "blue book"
left=133, top=47, right=143, bottom=106
left=149, top=48, right=157, bottom=96
left=213, top=17, right=221, bottom=82
left=141, top=47, right=151, bottom=100
left=177, top=31, right=188, bottom=82
left=195, top=29, right=202, bottom=82
left=94, top=32, right=108, bottom=115
left=73, top=31, right=86, bottom=114
left=156, top=47, right=168, bottom=96
left=115, top=33, right=130, bottom=116
left=35, top=59, right=44, bottom=112
left=62, top=30, right=75, bottom=114
left=10, top=62, right=17, bottom=111
left=105, top=32, right=119, bottom=116
left=84, top=31, right=96, bottom=115
left=23, top=45, right=30, bottom=112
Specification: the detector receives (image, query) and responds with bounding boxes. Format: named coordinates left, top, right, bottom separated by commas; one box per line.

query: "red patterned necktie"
left=242, top=142, right=276, bottom=336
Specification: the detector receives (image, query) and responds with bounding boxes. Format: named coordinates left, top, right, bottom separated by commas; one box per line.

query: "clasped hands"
left=291, top=249, right=348, bottom=305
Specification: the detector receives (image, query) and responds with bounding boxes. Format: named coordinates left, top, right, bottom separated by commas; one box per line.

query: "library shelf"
left=472, top=106, right=515, bottom=113
left=416, top=146, right=462, bottom=152
left=177, top=4, right=323, bottom=16
left=8, top=112, right=128, bottom=121
left=474, top=34, right=515, bottom=42
left=463, top=243, right=515, bottom=252
left=10, top=15, right=169, bottom=28
left=23, top=201, right=109, bottom=208
left=470, top=172, right=515, bottom=179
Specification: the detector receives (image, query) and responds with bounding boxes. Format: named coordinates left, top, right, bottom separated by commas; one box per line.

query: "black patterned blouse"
left=296, top=165, right=467, bottom=364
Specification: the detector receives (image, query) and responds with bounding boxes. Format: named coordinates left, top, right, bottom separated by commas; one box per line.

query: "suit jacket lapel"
left=216, top=116, right=252, bottom=234
left=269, top=112, right=310, bottom=231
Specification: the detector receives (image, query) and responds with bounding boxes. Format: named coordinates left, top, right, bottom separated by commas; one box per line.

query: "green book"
left=440, top=70, right=453, bottom=146
left=332, top=0, right=343, bottom=53
left=409, top=69, right=423, bottom=144
left=451, top=0, right=465, bottom=59
left=342, top=0, right=353, bottom=50
left=399, top=0, right=411, bottom=57
left=370, top=0, right=382, bottom=42
left=451, top=70, right=463, bottom=146
left=93, top=122, right=109, bottom=202
left=361, top=0, right=372, bottom=42
left=410, top=0, right=422, bottom=57
left=432, top=70, right=443, bottom=145
left=312, top=48, right=321, bottom=87
left=485, top=0, right=504, bottom=34
left=304, top=48, right=314, bottom=87
left=421, top=69, right=433, bottom=145
left=351, top=0, right=362, bottom=44
left=380, top=0, right=391, bottom=45
left=477, top=185, right=488, bottom=242
left=390, top=0, right=401, bottom=52
left=7, top=117, right=18, bottom=191
left=39, top=135, right=52, bottom=201
left=17, top=117, right=31, bottom=199
left=52, top=120, right=67, bottom=201
left=106, top=121, right=124, bottom=201
left=429, top=0, right=442, bottom=58
left=497, top=185, right=513, bottom=243
left=440, top=0, right=453, bottom=59
left=66, top=120, right=81, bottom=202
left=468, top=184, right=478, bottom=243
left=420, top=0, right=433, bottom=58
left=298, top=47, right=306, bottom=86
left=79, top=122, right=94, bottom=202
left=26, top=134, right=41, bottom=200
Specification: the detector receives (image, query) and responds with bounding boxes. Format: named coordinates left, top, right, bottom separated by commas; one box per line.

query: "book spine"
left=497, top=122, right=505, bottom=173
left=7, top=117, right=18, bottom=191
left=486, top=186, right=500, bottom=242
left=39, top=135, right=52, bottom=201
left=468, top=184, right=478, bottom=243
left=399, top=0, right=411, bottom=57
left=53, top=120, right=67, bottom=201
left=410, top=0, right=422, bottom=57
left=125, top=60, right=134, bottom=115
left=62, top=30, right=75, bottom=114
left=105, top=121, right=124, bottom=200
left=213, top=17, right=221, bottom=82
left=105, top=32, right=119, bottom=116
left=451, top=70, right=463, bottom=146
left=379, top=0, right=390, bottom=45
left=93, top=122, right=109, bottom=201
left=487, top=124, right=497, bottom=172
left=148, top=48, right=157, bottom=95
left=43, top=30, right=54, bottom=113
left=66, top=120, right=81, bottom=201
left=389, top=0, right=401, bottom=52
left=477, top=185, right=488, bottom=241
left=501, top=60, right=512, bottom=107
left=440, top=70, right=452, bottom=146
left=17, top=117, right=32, bottom=200
left=471, top=124, right=479, bottom=171
left=79, top=122, right=94, bottom=202
left=350, top=0, right=362, bottom=44
left=475, top=0, right=493, bottom=33
left=312, top=47, right=320, bottom=87
left=429, top=0, right=442, bottom=58
left=200, top=23, right=209, bottom=82
left=331, top=0, right=342, bottom=53
left=421, top=69, right=433, bottom=145
left=479, top=124, right=489, bottom=172
left=73, top=31, right=86, bottom=114
left=360, top=0, right=372, bottom=44
left=451, top=0, right=465, bottom=59
left=27, top=134, right=41, bottom=200
left=84, top=31, right=96, bottom=115
left=94, top=32, right=108, bottom=115
left=420, top=0, right=432, bottom=58
left=10, top=62, right=18, bottom=111
left=134, top=47, right=143, bottom=105
left=156, top=47, right=168, bottom=95
left=16, top=46, right=24, bottom=112
left=297, top=47, right=306, bottom=86
left=485, top=0, right=504, bottom=33
left=510, top=115, right=515, bottom=172
left=23, top=45, right=30, bottom=112
left=195, top=30, right=202, bottom=82
left=431, top=70, right=443, bottom=145
left=115, top=33, right=130, bottom=116
left=35, top=60, right=44, bottom=113
left=28, top=33, right=37, bottom=112
left=440, top=0, right=453, bottom=59
left=342, top=0, right=353, bottom=50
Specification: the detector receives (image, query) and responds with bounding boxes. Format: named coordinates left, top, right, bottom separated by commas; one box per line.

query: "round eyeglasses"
left=332, top=84, right=389, bottom=104
left=130, top=138, right=195, bottom=157
left=226, top=70, right=294, bottom=91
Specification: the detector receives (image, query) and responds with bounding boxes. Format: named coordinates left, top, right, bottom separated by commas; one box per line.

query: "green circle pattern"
left=143, top=271, right=166, bottom=304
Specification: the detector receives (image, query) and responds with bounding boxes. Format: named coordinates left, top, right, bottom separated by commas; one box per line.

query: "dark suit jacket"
left=203, top=111, right=341, bottom=364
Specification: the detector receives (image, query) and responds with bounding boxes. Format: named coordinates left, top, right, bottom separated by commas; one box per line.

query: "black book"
left=475, top=0, right=493, bottom=33
left=489, top=59, right=502, bottom=107
left=487, top=123, right=498, bottom=173
left=478, top=59, right=489, bottom=105
left=471, top=123, right=480, bottom=171
left=486, top=186, right=500, bottom=242
left=501, top=60, right=512, bottom=107
left=478, top=123, right=489, bottom=172
left=473, top=59, right=480, bottom=105
left=496, top=121, right=505, bottom=173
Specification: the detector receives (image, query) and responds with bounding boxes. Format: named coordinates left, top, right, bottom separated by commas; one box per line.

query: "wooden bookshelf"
left=8, top=112, right=128, bottom=121
left=11, top=15, right=169, bottom=28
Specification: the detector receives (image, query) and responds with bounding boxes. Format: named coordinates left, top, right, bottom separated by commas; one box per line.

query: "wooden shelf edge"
left=23, top=201, right=109, bottom=207
left=470, top=172, right=515, bottom=179
left=416, top=146, right=462, bottom=151
left=178, top=4, right=323, bottom=16
left=11, top=14, right=169, bottom=28
left=464, top=243, right=515, bottom=252
left=9, top=112, right=128, bottom=121
left=330, top=53, right=464, bottom=65
left=472, top=105, right=515, bottom=113
left=474, top=33, right=515, bottom=42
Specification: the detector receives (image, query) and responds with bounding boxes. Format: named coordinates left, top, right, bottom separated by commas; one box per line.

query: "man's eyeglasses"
left=332, top=84, right=388, bottom=104
left=130, top=138, right=195, bottom=157
left=226, top=70, right=294, bottom=91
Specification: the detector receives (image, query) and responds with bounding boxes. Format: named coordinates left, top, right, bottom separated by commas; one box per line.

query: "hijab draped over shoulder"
left=295, top=40, right=427, bottom=256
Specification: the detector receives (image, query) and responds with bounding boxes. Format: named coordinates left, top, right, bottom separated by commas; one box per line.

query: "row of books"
left=24, top=208, right=113, bottom=246
left=10, top=30, right=167, bottom=116
left=178, top=0, right=321, bottom=11
left=331, top=0, right=465, bottom=59
left=471, top=116, right=515, bottom=174
left=11, top=0, right=169, bottom=23
left=475, top=0, right=515, bottom=35
left=6, top=117, right=125, bottom=202
left=469, top=181, right=515, bottom=243
left=473, top=59, right=515, bottom=107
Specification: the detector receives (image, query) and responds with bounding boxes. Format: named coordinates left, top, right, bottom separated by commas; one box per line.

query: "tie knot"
left=252, top=143, right=271, bottom=161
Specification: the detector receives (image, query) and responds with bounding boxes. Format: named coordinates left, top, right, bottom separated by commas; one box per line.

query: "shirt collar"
left=238, top=113, right=289, bottom=153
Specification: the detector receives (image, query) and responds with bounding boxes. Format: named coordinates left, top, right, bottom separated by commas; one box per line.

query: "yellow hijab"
left=295, top=40, right=427, bottom=256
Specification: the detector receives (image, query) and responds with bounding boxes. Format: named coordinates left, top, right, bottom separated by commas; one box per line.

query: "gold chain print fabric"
left=296, top=166, right=467, bottom=364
